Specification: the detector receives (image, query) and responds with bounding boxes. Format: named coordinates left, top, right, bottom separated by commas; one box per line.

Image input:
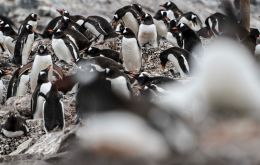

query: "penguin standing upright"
left=42, top=85, right=65, bottom=133
left=2, top=24, right=17, bottom=56
left=18, top=13, right=39, bottom=35
left=51, top=29, right=80, bottom=64
left=120, top=28, right=142, bottom=73
left=31, top=67, right=51, bottom=119
left=30, top=44, right=53, bottom=92
left=153, top=10, right=169, bottom=39
left=13, top=24, right=35, bottom=65
left=1, top=112, right=29, bottom=138
left=166, top=20, right=183, bottom=47
left=138, top=14, right=158, bottom=48
left=0, top=69, right=11, bottom=104
left=112, top=6, right=140, bottom=36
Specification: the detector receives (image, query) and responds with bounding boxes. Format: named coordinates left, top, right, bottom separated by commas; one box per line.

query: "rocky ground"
left=0, top=0, right=260, bottom=164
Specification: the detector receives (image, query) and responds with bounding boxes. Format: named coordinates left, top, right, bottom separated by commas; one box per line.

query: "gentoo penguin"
left=1, top=112, right=29, bottom=138
left=86, top=47, right=122, bottom=63
left=1, top=23, right=17, bottom=56
left=0, top=69, right=11, bottom=104
left=205, top=12, right=227, bottom=36
left=51, top=29, right=80, bottom=64
left=31, top=67, right=52, bottom=119
left=82, top=16, right=117, bottom=43
left=153, top=9, right=169, bottom=39
left=178, top=12, right=202, bottom=32
left=30, top=44, right=53, bottom=92
left=13, top=24, right=35, bottom=65
left=112, top=6, right=140, bottom=36
left=166, top=20, right=183, bottom=47
left=177, top=23, right=202, bottom=53
left=138, top=13, right=158, bottom=48
left=0, top=15, right=16, bottom=29
left=18, top=13, right=39, bottom=35
left=76, top=56, right=124, bottom=72
left=160, top=1, right=183, bottom=20
left=137, top=72, right=176, bottom=87
left=53, top=16, right=93, bottom=51
left=105, top=67, right=132, bottom=99
left=120, top=27, right=142, bottom=73
left=160, top=47, right=194, bottom=77
left=42, top=84, right=65, bottom=133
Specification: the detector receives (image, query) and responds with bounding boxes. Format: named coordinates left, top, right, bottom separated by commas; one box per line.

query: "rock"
left=9, top=138, right=33, bottom=155
left=15, top=0, right=39, bottom=9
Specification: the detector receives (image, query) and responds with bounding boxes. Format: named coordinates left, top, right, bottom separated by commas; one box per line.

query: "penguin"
left=13, top=24, right=35, bottom=65
left=82, top=16, right=118, bottom=43
left=160, top=1, right=183, bottom=20
left=138, top=13, right=158, bottom=48
left=42, top=84, right=65, bottom=133
left=1, top=23, right=17, bottom=56
left=0, top=15, right=16, bottom=29
left=18, top=13, right=39, bottom=35
left=31, top=67, right=52, bottom=119
left=120, top=27, right=142, bottom=73
left=51, top=29, right=80, bottom=64
left=137, top=72, right=176, bottom=87
left=177, top=23, right=202, bottom=53
left=30, top=44, right=53, bottom=92
left=112, top=6, right=140, bottom=36
left=105, top=67, right=132, bottom=99
left=86, top=47, right=122, bottom=63
left=160, top=47, right=194, bottom=78
left=0, top=69, right=12, bottom=104
left=166, top=20, right=183, bottom=47
left=153, top=9, right=169, bottom=39
left=76, top=56, right=124, bottom=72
left=178, top=12, right=202, bottom=32
left=205, top=12, right=227, bottom=36
left=1, top=112, right=29, bottom=138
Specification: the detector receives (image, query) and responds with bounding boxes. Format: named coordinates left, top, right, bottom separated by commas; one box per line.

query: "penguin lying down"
left=1, top=112, right=29, bottom=138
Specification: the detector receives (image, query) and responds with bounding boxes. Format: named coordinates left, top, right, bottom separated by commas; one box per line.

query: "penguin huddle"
left=0, top=1, right=259, bottom=160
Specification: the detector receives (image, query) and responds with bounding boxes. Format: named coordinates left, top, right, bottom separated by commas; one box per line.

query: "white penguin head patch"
left=167, top=2, right=171, bottom=6
left=191, top=14, right=196, bottom=20
left=5, top=24, right=10, bottom=27
left=114, top=14, right=119, bottom=20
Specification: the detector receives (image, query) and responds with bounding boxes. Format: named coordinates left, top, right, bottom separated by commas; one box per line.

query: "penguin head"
left=57, top=9, right=70, bottom=17
left=154, top=9, right=168, bottom=22
left=169, top=19, right=178, bottom=30
left=132, top=4, right=142, bottom=13
left=137, top=72, right=150, bottom=86
left=38, top=66, right=51, bottom=84
left=37, top=44, right=48, bottom=55
left=0, top=20, right=4, bottom=26
left=87, top=47, right=100, bottom=56
left=159, top=52, right=169, bottom=71
left=53, top=29, right=65, bottom=37
left=29, top=13, right=39, bottom=21
left=115, top=23, right=125, bottom=34
left=177, top=23, right=190, bottom=32
left=160, top=2, right=176, bottom=10
left=122, top=27, right=135, bottom=38
left=25, top=24, right=34, bottom=33
left=141, top=13, right=154, bottom=25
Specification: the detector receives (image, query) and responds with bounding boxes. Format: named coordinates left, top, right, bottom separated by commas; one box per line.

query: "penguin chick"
left=1, top=112, right=29, bottom=138
left=42, top=84, right=65, bottom=133
left=138, top=13, right=158, bottom=48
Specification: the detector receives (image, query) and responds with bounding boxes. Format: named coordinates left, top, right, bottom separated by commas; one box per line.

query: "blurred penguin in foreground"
left=156, top=38, right=260, bottom=122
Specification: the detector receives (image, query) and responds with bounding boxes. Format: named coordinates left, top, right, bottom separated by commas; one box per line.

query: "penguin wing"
left=7, top=67, right=21, bottom=99
left=64, top=38, right=80, bottom=61
left=13, top=35, right=27, bottom=64
left=31, top=86, right=40, bottom=117
left=87, top=16, right=114, bottom=35
left=177, top=54, right=189, bottom=74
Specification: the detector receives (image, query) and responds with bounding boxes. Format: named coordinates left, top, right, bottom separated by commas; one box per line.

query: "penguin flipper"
left=64, top=39, right=80, bottom=62
left=6, top=67, right=21, bottom=99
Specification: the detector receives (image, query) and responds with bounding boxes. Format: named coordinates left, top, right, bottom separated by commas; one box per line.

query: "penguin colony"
left=0, top=0, right=259, bottom=158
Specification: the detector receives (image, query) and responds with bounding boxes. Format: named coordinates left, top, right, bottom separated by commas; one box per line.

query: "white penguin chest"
left=107, top=76, right=131, bottom=99
left=138, top=24, right=157, bottom=46
left=22, top=33, right=34, bottom=65
left=121, top=37, right=142, bottom=72
left=166, top=32, right=178, bottom=46
left=154, top=19, right=167, bottom=38
left=84, top=22, right=100, bottom=36
left=52, top=38, right=74, bottom=63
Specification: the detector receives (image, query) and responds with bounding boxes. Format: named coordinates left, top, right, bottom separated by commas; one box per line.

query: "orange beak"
left=48, top=29, right=54, bottom=32
left=172, top=27, right=178, bottom=32
left=56, top=9, right=65, bottom=14
left=161, top=64, right=166, bottom=71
